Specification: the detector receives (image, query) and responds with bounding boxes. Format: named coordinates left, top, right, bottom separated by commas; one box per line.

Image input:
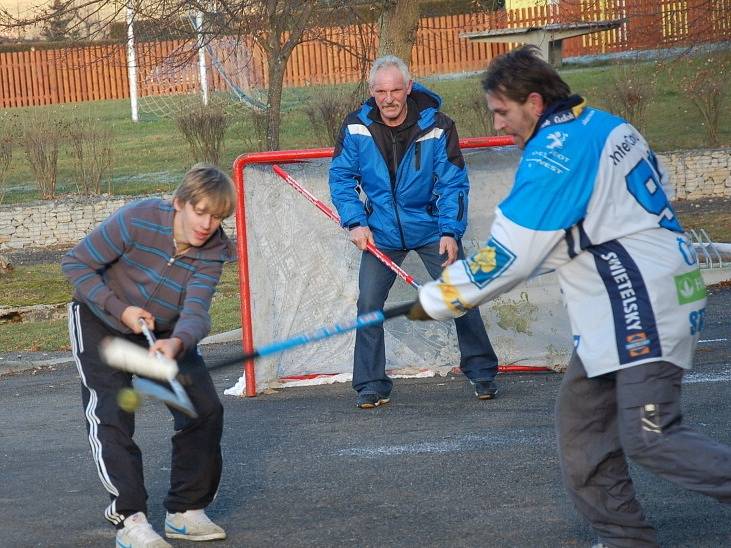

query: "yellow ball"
left=117, top=388, right=142, bottom=413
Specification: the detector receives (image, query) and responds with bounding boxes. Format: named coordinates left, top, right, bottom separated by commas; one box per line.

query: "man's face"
left=173, top=197, right=224, bottom=248
left=486, top=91, right=543, bottom=149
left=370, top=66, right=413, bottom=127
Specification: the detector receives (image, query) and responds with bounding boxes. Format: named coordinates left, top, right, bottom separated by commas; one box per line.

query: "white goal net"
left=226, top=145, right=572, bottom=395
left=138, top=36, right=266, bottom=121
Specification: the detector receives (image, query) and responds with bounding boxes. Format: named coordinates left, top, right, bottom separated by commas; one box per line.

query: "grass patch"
left=0, top=319, right=70, bottom=352
left=682, top=212, right=731, bottom=243
left=0, top=264, right=72, bottom=306
left=1, top=51, right=729, bottom=204
left=674, top=198, right=731, bottom=242
left=0, top=262, right=241, bottom=352
left=210, top=263, right=243, bottom=335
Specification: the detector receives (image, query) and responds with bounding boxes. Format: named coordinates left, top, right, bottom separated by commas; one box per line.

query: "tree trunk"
left=377, top=0, right=421, bottom=63
left=265, top=58, right=286, bottom=151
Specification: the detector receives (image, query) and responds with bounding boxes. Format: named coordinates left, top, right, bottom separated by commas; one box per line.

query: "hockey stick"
left=104, top=302, right=415, bottom=380
left=100, top=321, right=199, bottom=418
left=272, top=164, right=421, bottom=289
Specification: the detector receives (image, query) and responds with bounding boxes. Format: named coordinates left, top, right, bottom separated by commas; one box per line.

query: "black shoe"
left=356, top=392, right=391, bottom=409
left=473, top=380, right=498, bottom=400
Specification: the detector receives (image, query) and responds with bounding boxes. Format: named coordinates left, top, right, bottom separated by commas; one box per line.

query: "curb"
left=0, top=329, right=242, bottom=377
left=0, top=355, right=74, bottom=377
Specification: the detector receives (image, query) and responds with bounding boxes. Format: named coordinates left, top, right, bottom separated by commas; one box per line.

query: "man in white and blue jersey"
left=409, top=46, right=731, bottom=547
left=63, top=164, right=236, bottom=547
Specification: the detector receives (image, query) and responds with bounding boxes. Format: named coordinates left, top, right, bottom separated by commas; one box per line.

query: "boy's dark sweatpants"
left=68, top=301, right=223, bottom=528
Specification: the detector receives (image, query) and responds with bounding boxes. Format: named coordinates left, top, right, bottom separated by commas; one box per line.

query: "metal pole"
left=126, top=3, right=139, bottom=122
left=196, top=11, right=209, bottom=106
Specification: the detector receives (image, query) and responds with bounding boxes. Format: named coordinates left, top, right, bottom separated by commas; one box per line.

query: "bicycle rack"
left=688, top=228, right=724, bottom=269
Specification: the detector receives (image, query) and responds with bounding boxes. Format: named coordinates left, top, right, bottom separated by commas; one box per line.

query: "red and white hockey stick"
left=272, top=164, right=421, bottom=289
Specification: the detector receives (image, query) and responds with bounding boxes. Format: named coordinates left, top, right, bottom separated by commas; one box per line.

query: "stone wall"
left=662, top=149, right=731, bottom=200
left=0, top=147, right=728, bottom=251
left=0, top=193, right=237, bottom=251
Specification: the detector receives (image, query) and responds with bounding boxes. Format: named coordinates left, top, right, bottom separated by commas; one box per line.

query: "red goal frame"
left=231, top=136, right=518, bottom=397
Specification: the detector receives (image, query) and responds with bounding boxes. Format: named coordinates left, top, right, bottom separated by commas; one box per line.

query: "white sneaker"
left=165, top=509, right=226, bottom=541
left=116, top=512, right=171, bottom=548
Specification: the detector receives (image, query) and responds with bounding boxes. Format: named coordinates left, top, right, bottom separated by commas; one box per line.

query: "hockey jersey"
left=419, top=98, right=706, bottom=377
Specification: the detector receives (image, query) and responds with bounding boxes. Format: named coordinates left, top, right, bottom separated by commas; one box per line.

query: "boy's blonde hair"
left=173, top=163, right=236, bottom=219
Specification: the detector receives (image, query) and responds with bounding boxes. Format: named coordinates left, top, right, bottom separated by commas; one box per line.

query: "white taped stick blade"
left=100, top=337, right=179, bottom=381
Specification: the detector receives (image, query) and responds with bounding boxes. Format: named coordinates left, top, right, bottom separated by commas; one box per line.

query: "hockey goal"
left=228, top=137, right=570, bottom=397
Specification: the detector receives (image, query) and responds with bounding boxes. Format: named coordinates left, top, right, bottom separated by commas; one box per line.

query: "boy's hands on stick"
left=121, top=306, right=154, bottom=332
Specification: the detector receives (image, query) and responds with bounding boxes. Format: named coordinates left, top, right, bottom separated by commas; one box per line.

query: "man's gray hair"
left=368, top=55, right=411, bottom=88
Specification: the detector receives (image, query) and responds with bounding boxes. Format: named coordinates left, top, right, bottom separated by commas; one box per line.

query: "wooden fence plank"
left=1, top=1, right=730, bottom=108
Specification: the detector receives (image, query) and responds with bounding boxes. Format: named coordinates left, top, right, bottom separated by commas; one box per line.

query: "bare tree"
left=1, top=0, right=352, bottom=150
left=377, top=0, right=422, bottom=60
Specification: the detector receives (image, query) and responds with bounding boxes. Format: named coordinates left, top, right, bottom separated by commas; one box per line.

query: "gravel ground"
left=673, top=195, right=731, bottom=216
left=1, top=244, right=71, bottom=266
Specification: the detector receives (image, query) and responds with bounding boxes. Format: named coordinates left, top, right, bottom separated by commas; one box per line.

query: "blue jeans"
left=353, top=241, right=499, bottom=395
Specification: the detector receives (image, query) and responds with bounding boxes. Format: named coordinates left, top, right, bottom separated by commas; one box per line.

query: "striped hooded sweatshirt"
left=61, top=198, right=234, bottom=352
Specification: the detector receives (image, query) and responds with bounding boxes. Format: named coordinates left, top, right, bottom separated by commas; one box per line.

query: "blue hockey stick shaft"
left=215, top=302, right=415, bottom=367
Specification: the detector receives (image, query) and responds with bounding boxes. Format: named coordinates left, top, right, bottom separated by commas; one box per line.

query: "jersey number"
left=625, top=158, right=683, bottom=232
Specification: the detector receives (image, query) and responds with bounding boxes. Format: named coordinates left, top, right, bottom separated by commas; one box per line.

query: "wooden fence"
left=1, top=0, right=729, bottom=108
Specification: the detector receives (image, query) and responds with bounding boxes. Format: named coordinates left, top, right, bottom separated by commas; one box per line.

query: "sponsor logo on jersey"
left=625, top=331, right=652, bottom=357
left=592, top=243, right=661, bottom=364
left=601, top=251, right=644, bottom=332
left=674, top=269, right=706, bottom=304
left=677, top=237, right=698, bottom=266
left=546, top=131, right=567, bottom=149
left=542, top=111, right=576, bottom=126
left=462, top=237, right=516, bottom=289
left=609, top=132, right=641, bottom=166
left=526, top=150, right=570, bottom=174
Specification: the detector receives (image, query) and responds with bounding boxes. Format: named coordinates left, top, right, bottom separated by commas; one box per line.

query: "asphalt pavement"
left=1, top=285, right=730, bottom=547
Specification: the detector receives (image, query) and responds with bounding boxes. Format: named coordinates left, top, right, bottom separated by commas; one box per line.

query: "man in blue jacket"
left=329, top=55, right=499, bottom=409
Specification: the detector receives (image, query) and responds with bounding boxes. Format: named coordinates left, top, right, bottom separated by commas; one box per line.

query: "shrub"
left=67, top=113, right=114, bottom=195
left=467, top=95, right=495, bottom=137
left=677, top=55, right=729, bottom=148
left=595, top=60, right=657, bottom=133
left=21, top=111, right=67, bottom=200
left=304, top=86, right=364, bottom=146
left=175, top=103, right=230, bottom=166
left=233, top=108, right=269, bottom=153
left=0, top=114, right=19, bottom=205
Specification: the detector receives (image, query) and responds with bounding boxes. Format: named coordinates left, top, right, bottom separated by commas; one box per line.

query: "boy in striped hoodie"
left=63, top=164, right=236, bottom=548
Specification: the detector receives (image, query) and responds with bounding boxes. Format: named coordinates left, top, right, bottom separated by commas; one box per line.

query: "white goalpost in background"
left=126, top=8, right=266, bottom=121
left=126, top=3, right=139, bottom=122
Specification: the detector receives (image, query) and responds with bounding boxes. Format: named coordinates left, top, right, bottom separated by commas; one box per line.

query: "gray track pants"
left=556, top=354, right=731, bottom=548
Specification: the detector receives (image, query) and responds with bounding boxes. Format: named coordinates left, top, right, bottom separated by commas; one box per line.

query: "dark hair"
left=481, top=45, right=571, bottom=106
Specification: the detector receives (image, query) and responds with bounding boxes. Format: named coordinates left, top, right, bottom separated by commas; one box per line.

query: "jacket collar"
left=527, top=94, right=586, bottom=144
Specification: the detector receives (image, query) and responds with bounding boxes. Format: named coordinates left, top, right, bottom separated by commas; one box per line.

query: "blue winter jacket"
left=328, top=82, right=469, bottom=251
